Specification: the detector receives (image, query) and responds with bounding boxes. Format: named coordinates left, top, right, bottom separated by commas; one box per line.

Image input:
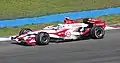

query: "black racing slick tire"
left=36, top=32, right=50, bottom=45
left=19, top=28, right=32, bottom=35
left=90, top=26, right=105, bottom=39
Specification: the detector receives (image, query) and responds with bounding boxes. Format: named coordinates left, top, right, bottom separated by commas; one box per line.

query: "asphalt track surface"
left=0, top=29, right=120, bottom=63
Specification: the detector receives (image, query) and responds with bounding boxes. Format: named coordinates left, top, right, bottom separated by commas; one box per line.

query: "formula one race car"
left=11, top=18, right=106, bottom=46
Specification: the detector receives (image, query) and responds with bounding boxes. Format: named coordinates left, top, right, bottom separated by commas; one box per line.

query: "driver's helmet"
left=65, top=17, right=70, bottom=20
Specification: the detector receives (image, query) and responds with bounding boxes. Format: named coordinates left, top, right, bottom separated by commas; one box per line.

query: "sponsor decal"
left=65, top=31, right=71, bottom=37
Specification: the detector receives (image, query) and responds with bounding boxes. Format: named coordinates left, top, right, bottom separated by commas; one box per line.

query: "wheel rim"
left=42, top=36, right=48, bottom=42
left=41, top=35, right=49, bottom=43
left=95, top=28, right=104, bottom=38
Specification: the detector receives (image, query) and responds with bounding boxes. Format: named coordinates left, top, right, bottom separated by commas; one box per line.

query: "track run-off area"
left=0, top=26, right=119, bottom=63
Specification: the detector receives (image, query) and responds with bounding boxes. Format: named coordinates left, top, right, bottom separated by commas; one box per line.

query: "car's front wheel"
left=19, top=28, right=32, bottom=35
left=36, top=32, right=50, bottom=45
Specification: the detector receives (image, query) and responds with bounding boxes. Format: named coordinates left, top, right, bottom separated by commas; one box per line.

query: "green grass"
left=0, top=14, right=120, bottom=36
left=0, top=0, right=120, bottom=19
left=97, top=14, right=120, bottom=25
left=0, top=22, right=63, bottom=36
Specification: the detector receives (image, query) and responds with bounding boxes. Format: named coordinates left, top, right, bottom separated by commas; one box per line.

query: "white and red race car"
left=11, top=18, right=106, bottom=46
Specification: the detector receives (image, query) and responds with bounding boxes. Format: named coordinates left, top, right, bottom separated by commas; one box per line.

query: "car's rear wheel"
left=90, top=26, right=105, bottom=39
left=36, top=32, right=50, bottom=45
left=19, top=28, right=32, bottom=35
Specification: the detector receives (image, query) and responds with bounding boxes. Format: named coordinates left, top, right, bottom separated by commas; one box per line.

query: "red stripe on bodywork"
left=81, top=28, right=90, bottom=35
left=56, top=29, right=69, bottom=37
left=26, top=37, right=36, bottom=46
